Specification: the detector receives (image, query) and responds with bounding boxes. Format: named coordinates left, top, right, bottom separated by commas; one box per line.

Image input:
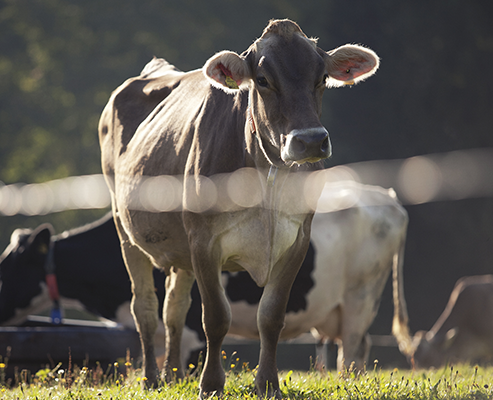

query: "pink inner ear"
left=332, top=59, right=374, bottom=81
left=217, top=63, right=242, bottom=86
left=218, top=63, right=232, bottom=78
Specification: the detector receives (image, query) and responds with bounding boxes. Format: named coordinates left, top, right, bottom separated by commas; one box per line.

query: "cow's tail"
left=391, top=224, right=413, bottom=357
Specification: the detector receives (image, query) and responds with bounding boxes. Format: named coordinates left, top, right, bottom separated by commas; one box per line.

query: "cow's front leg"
left=255, top=239, right=310, bottom=398
left=115, top=218, right=159, bottom=387
left=192, top=260, right=231, bottom=398
left=162, top=266, right=196, bottom=381
left=256, top=282, right=290, bottom=399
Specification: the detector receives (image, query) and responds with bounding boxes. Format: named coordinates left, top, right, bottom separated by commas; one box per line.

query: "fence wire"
left=1, top=148, right=492, bottom=217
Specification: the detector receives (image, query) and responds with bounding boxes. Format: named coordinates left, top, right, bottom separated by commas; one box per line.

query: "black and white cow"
left=225, top=181, right=411, bottom=370
left=0, top=182, right=411, bottom=371
left=0, top=212, right=147, bottom=324
left=0, top=212, right=205, bottom=366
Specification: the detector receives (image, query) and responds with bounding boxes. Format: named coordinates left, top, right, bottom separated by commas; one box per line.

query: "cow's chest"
left=206, top=208, right=305, bottom=287
left=124, top=207, right=304, bottom=287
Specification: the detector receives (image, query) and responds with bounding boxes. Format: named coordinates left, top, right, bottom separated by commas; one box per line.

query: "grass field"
left=0, top=354, right=492, bottom=400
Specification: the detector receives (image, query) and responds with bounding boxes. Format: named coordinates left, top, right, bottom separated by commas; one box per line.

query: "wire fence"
left=1, top=148, right=492, bottom=217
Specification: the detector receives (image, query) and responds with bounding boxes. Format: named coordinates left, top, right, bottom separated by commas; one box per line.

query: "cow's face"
left=411, top=330, right=448, bottom=368
left=203, top=19, right=379, bottom=167
left=0, top=224, right=52, bottom=324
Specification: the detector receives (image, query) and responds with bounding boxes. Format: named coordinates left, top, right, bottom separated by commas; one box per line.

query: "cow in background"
left=0, top=213, right=133, bottom=325
left=0, top=213, right=205, bottom=367
left=411, top=274, right=493, bottom=368
left=225, top=181, right=411, bottom=371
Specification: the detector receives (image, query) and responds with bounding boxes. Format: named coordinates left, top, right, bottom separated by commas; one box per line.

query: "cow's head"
left=410, top=329, right=456, bottom=368
left=0, top=224, right=53, bottom=324
left=203, top=19, right=379, bottom=167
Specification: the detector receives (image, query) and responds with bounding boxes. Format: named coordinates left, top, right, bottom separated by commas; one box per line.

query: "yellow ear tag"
left=344, top=80, right=355, bottom=86
left=225, top=76, right=239, bottom=89
left=38, top=243, right=49, bottom=254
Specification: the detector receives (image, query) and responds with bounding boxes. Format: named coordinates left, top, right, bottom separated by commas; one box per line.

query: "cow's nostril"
left=321, top=137, right=330, bottom=154
left=291, top=136, right=307, bottom=155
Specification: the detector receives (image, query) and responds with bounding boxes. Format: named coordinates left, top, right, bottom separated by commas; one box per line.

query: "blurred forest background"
left=1, top=0, right=493, bottom=344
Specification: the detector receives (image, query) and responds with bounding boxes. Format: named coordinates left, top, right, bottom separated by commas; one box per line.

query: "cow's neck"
left=245, top=97, right=279, bottom=184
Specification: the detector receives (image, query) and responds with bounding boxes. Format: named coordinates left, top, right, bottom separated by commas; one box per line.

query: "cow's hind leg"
left=115, top=217, right=159, bottom=386
left=162, top=266, right=195, bottom=381
left=338, top=332, right=371, bottom=372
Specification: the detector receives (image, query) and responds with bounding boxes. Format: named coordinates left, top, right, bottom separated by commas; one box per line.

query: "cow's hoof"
left=255, top=378, right=282, bottom=399
left=256, top=388, right=282, bottom=399
left=142, top=377, right=158, bottom=389
left=198, top=389, right=223, bottom=399
left=141, top=370, right=161, bottom=389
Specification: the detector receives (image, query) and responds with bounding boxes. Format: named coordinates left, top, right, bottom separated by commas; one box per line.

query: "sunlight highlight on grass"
left=0, top=354, right=492, bottom=400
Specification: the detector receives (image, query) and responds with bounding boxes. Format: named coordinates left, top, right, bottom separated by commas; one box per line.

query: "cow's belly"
left=215, top=209, right=305, bottom=287
left=119, top=210, right=193, bottom=271
left=227, top=292, right=342, bottom=341
left=280, top=282, right=343, bottom=340
left=117, top=205, right=305, bottom=281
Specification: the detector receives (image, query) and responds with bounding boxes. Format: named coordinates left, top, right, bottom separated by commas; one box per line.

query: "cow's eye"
left=317, top=74, right=329, bottom=88
left=256, top=76, right=269, bottom=88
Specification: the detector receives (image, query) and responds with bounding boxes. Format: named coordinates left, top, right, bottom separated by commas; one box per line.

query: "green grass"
left=0, top=356, right=492, bottom=399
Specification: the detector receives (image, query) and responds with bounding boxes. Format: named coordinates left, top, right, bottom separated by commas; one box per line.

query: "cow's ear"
left=442, top=327, right=458, bottom=350
left=203, top=51, right=250, bottom=94
left=27, top=224, right=54, bottom=257
left=323, top=44, right=379, bottom=88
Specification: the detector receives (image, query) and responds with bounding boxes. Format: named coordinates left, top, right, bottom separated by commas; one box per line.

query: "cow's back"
left=100, top=58, right=248, bottom=182
left=99, top=59, right=185, bottom=180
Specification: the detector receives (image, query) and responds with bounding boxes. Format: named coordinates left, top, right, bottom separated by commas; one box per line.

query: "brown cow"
left=99, top=19, right=379, bottom=398
left=411, top=275, right=493, bottom=368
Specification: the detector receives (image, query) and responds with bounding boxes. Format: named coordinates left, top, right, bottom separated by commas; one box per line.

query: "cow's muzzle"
left=281, top=127, right=331, bottom=164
